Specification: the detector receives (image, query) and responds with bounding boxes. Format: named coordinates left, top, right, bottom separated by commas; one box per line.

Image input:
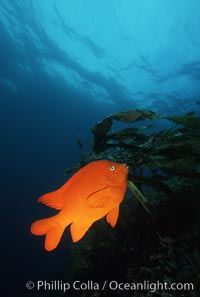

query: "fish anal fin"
left=70, top=221, right=92, bottom=242
left=38, top=191, right=62, bottom=210
left=106, top=206, right=119, bottom=227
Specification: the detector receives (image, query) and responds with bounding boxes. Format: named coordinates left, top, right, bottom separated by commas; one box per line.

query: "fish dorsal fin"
left=38, top=190, right=62, bottom=210
left=106, top=206, right=119, bottom=227
left=86, top=187, right=109, bottom=208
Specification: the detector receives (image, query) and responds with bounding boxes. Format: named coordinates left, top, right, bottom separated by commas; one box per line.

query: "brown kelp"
left=61, top=109, right=200, bottom=297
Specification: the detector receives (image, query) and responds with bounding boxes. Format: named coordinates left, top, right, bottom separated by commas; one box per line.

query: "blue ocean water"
left=0, top=0, right=200, bottom=296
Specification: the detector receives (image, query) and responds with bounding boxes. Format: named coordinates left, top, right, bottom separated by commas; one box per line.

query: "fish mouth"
left=124, top=163, right=129, bottom=169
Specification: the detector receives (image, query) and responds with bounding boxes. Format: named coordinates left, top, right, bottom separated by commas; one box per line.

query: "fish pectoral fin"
left=106, top=206, right=119, bottom=227
left=86, top=187, right=110, bottom=208
left=38, top=190, right=62, bottom=210
left=70, top=221, right=92, bottom=242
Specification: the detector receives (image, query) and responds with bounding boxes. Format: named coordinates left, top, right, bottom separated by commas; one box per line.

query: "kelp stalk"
left=128, top=180, right=154, bottom=220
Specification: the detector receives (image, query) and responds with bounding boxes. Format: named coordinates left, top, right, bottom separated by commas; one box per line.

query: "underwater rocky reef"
left=53, top=109, right=200, bottom=297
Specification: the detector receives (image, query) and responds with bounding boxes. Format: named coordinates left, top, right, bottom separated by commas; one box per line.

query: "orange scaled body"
left=30, top=160, right=128, bottom=251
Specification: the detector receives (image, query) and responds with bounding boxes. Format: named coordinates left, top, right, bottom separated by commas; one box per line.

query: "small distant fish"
left=31, top=160, right=128, bottom=251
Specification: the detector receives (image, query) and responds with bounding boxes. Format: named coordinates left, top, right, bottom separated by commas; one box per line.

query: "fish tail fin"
left=30, top=216, right=66, bottom=251
left=70, top=221, right=92, bottom=242
left=45, top=225, right=65, bottom=251
left=31, top=217, right=56, bottom=235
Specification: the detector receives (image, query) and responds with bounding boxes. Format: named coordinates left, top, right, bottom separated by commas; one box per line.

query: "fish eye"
left=109, top=165, right=116, bottom=171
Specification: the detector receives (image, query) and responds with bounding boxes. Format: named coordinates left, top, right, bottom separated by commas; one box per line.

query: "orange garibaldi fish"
left=30, top=160, right=128, bottom=251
